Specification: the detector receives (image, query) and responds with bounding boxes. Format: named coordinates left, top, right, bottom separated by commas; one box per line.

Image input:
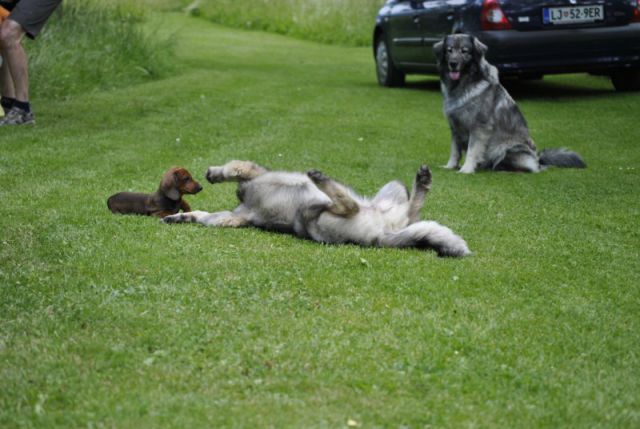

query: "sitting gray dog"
left=163, top=160, right=470, bottom=257
left=434, top=34, right=586, bottom=173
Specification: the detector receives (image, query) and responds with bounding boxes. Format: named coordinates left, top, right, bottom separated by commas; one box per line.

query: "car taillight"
left=481, top=0, right=512, bottom=30
left=632, top=0, right=640, bottom=23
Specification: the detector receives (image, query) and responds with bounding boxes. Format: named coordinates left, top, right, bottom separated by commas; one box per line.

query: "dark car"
left=373, top=0, right=640, bottom=91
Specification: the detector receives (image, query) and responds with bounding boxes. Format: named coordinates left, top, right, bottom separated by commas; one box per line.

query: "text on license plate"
left=543, top=5, right=604, bottom=25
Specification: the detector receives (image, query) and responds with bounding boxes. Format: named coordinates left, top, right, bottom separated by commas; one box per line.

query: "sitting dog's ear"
left=433, top=36, right=447, bottom=66
left=472, top=37, right=488, bottom=61
left=160, top=168, right=181, bottom=200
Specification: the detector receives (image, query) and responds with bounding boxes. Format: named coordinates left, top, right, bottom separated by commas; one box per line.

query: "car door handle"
left=413, top=15, right=421, bottom=24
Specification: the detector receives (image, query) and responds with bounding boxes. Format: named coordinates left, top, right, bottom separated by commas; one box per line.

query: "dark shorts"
left=9, top=0, right=62, bottom=39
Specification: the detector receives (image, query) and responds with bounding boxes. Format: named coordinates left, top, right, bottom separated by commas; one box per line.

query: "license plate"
left=543, top=5, right=604, bottom=25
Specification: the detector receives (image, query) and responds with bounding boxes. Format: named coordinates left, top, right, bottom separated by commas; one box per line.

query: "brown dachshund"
left=107, top=167, right=202, bottom=218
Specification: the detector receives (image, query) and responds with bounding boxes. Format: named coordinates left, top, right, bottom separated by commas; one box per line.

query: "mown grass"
left=191, top=0, right=384, bottom=46
left=1, top=11, right=639, bottom=428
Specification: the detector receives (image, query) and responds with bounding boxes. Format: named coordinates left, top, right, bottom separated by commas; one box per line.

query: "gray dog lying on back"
left=434, top=34, right=586, bottom=173
left=163, top=160, right=470, bottom=257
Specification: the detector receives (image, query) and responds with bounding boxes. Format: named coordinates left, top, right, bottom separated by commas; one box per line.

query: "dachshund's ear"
left=472, top=36, right=488, bottom=61
left=160, top=168, right=181, bottom=200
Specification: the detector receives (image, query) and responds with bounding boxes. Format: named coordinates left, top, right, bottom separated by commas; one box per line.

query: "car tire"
left=610, top=70, right=640, bottom=92
left=375, top=36, right=405, bottom=87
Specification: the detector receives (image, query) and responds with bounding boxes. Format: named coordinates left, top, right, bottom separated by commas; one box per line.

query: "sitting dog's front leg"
left=206, top=160, right=268, bottom=184
left=444, top=137, right=462, bottom=170
left=444, top=126, right=467, bottom=169
left=459, top=129, right=490, bottom=174
left=307, top=170, right=359, bottom=217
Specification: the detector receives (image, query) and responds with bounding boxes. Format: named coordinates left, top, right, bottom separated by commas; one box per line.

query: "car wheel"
left=610, top=70, right=640, bottom=92
left=375, top=37, right=405, bottom=87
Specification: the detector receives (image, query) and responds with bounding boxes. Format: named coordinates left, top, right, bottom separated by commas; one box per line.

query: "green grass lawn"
left=1, top=12, right=639, bottom=428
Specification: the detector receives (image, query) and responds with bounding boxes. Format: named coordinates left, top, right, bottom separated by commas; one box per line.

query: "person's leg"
left=0, top=19, right=33, bottom=124
left=0, top=19, right=28, bottom=104
left=0, top=60, right=16, bottom=114
left=1, top=51, right=16, bottom=94
left=0, top=0, right=62, bottom=124
left=0, top=21, right=17, bottom=114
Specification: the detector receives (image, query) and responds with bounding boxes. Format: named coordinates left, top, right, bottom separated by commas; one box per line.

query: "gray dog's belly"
left=238, top=172, right=329, bottom=231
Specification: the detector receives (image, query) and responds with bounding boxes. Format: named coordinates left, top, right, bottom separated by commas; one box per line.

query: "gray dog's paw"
left=162, top=214, right=181, bottom=224
left=307, top=169, right=329, bottom=184
left=416, top=164, right=432, bottom=187
left=205, top=166, right=225, bottom=183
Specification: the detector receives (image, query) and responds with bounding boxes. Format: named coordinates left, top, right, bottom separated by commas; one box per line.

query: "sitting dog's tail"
left=379, top=221, right=471, bottom=257
left=539, top=148, right=587, bottom=169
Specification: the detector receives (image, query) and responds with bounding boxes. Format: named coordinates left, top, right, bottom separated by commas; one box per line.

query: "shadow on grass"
left=390, top=74, right=620, bottom=100
left=501, top=77, right=615, bottom=100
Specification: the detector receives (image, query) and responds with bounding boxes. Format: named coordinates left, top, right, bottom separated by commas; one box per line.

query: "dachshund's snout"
left=184, top=180, right=203, bottom=194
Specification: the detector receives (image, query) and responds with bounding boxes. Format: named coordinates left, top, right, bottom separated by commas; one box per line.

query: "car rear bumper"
left=478, top=24, right=640, bottom=75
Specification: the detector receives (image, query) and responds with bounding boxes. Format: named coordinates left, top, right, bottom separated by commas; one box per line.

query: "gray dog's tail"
left=539, top=148, right=586, bottom=169
left=379, top=221, right=471, bottom=257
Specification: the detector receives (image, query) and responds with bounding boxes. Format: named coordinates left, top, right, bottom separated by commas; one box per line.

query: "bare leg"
left=407, top=165, right=432, bottom=224
left=0, top=20, right=28, bottom=103
left=206, top=160, right=268, bottom=184
left=307, top=170, right=359, bottom=217
left=0, top=52, right=16, bottom=99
